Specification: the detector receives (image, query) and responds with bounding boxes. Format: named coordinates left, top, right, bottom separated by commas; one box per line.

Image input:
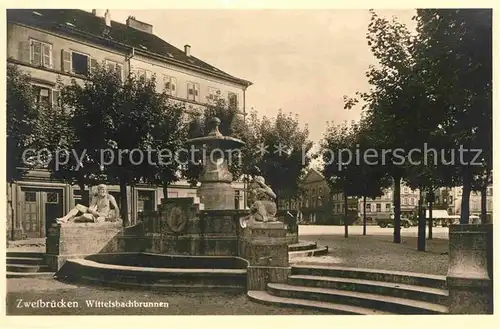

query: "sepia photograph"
left=3, top=4, right=493, bottom=320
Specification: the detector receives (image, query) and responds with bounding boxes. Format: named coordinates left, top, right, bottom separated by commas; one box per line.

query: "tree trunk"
left=119, top=179, right=129, bottom=227
left=363, top=195, right=367, bottom=236
left=428, top=191, right=433, bottom=240
left=460, top=171, right=472, bottom=225
left=417, top=189, right=426, bottom=251
left=481, top=184, right=487, bottom=224
left=393, top=175, right=401, bottom=243
left=344, top=194, right=348, bottom=238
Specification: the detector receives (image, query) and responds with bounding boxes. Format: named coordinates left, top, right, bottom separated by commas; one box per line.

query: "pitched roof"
left=7, top=9, right=252, bottom=87
left=301, top=167, right=325, bottom=184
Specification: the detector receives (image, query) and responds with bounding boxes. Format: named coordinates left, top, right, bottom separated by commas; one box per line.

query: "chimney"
left=104, top=9, right=111, bottom=27
left=184, top=44, right=191, bottom=56
left=126, top=15, right=153, bottom=34
left=92, top=9, right=105, bottom=17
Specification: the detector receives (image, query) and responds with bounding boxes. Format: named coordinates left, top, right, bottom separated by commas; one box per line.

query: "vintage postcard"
left=2, top=2, right=496, bottom=328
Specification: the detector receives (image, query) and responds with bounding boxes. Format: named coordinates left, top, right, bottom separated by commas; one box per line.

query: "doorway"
left=20, top=187, right=64, bottom=238
left=137, top=190, right=155, bottom=213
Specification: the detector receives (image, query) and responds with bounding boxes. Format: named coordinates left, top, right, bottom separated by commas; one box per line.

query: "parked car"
left=371, top=214, right=413, bottom=228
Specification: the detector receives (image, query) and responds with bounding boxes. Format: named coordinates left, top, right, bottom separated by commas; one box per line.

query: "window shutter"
left=163, top=75, right=170, bottom=93
left=106, top=61, right=114, bottom=71
left=116, top=63, right=123, bottom=81
left=187, top=82, right=193, bottom=100
left=52, top=89, right=60, bottom=108
left=130, top=65, right=137, bottom=78
left=228, top=92, right=238, bottom=109
left=90, top=58, right=98, bottom=74
left=31, top=40, right=42, bottom=66
left=136, top=68, right=146, bottom=79
left=42, top=43, right=52, bottom=68
left=18, top=41, right=31, bottom=63
left=61, top=50, right=71, bottom=72
left=194, top=83, right=200, bottom=101
left=170, top=77, right=177, bottom=96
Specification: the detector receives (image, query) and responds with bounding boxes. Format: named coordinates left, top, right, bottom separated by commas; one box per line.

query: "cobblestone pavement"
left=295, top=233, right=448, bottom=275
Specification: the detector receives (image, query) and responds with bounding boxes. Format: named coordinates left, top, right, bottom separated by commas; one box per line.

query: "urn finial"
left=207, top=117, right=222, bottom=137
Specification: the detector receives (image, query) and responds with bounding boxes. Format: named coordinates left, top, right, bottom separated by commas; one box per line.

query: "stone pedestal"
left=139, top=196, right=245, bottom=256
left=198, top=182, right=235, bottom=210
left=447, top=224, right=493, bottom=314
left=239, top=221, right=290, bottom=290
left=45, top=222, right=123, bottom=271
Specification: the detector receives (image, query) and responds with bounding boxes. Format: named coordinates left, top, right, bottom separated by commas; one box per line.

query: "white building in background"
left=434, top=186, right=493, bottom=216
left=358, top=184, right=420, bottom=222
left=6, top=9, right=252, bottom=240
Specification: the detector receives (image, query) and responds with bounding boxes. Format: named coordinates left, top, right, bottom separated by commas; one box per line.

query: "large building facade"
left=433, top=186, right=493, bottom=217
left=6, top=9, right=252, bottom=240
left=289, top=168, right=357, bottom=225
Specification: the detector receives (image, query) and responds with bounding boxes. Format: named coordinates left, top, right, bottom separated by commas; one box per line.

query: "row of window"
left=24, top=191, right=59, bottom=204
left=363, top=203, right=392, bottom=213
left=25, top=39, right=239, bottom=108
left=333, top=204, right=358, bottom=213
left=28, top=39, right=123, bottom=78
left=132, top=67, right=238, bottom=106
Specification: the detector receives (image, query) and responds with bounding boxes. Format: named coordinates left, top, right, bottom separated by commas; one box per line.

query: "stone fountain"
left=46, top=117, right=291, bottom=292
left=186, top=116, right=245, bottom=210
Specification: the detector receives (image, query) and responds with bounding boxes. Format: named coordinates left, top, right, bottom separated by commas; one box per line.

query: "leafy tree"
left=55, top=63, right=186, bottom=225
left=6, top=63, right=39, bottom=182
left=246, top=110, right=313, bottom=206
left=321, top=121, right=359, bottom=238
left=351, top=118, right=391, bottom=235
left=344, top=10, right=419, bottom=243
left=414, top=9, right=492, bottom=224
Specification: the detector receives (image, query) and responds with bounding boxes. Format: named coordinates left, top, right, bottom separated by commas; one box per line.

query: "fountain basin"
left=86, top=252, right=249, bottom=269
left=57, top=252, right=249, bottom=292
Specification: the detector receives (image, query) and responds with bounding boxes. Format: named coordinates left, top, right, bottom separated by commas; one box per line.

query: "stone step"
left=72, top=276, right=245, bottom=293
left=267, top=283, right=448, bottom=314
left=288, top=275, right=449, bottom=305
left=68, top=259, right=247, bottom=275
left=7, top=264, right=50, bottom=273
left=7, top=271, right=54, bottom=279
left=288, top=241, right=317, bottom=252
left=59, top=259, right=247, bottom=291
left=7, top=257, right=45, bottom=266
left=289, top=247, right=329, bottom=259
left=6, top=251, right=45, bottom=258
left=292, top=265, right=447, bottom=289
left=248, top=290, right=395, bottom=315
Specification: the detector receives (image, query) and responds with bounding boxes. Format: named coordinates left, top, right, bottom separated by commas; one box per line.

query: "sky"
left=90, top=9, right=416, bottom=144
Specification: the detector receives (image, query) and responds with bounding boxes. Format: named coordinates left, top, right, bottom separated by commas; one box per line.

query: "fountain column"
left=189, top=117, right=242, bottom=210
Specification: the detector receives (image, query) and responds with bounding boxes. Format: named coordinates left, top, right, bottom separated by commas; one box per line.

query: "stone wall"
left=137, top=198, right=249, bottom=256
left=45, top=222, right=126, bottom=271
left=238, top=221, right=291, bottom=290
left=447, top=224, right=493, bottom=314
